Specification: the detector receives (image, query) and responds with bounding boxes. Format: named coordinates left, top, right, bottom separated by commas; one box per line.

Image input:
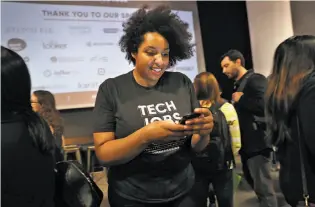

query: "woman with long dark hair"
left=31, top=90, right=64, bottom=150
left=1, top=46, right=56, bottom=206
left=265, top=35, right=315, bottom=206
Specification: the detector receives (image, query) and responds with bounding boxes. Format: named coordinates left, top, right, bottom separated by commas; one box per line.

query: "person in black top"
left=93, top=5, right=214, bottom=207
left=1, top=46, right=56, bottom=207
left=220, top=50, right=277, bottom=207
left=31, top=90, right=64, bottom=161
left=265, top=35, right=315, bottom=206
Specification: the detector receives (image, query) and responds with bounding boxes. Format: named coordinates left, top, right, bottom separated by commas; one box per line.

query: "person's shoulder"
left=162, top=71, right=192, bottom=85
left=163, top=71, right=188, bottom=78
left=221, top=101, right=234, bottom=109
left=99, top=71, right=131, bottom=90
left=245, top=71, right=267, bottom=88
left=304, top=71, right=315, bottom=88
left=220, top=102, right=236, bottom=114
left=1, top=113, right=28, bottom=143
left=300, top=72, right=315, bottom=98
left=114, top=70, right=133, bottom=81
left=250, top=72, right=267, bottom=81
left=1, top=113, right=23, bottom=124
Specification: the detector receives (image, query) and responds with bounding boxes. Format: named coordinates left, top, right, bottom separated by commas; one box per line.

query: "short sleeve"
left=93, top=79, right=116, bottom=133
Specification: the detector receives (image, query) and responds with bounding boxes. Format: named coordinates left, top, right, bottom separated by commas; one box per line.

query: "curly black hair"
left=119, top=5, right=195, bottom=67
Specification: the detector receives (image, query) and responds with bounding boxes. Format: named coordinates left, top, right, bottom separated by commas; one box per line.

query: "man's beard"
left=231, top=69, right=239, bottom=80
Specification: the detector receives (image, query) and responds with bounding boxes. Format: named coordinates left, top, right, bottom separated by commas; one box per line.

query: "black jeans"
left=189, top=169, right=234, bottom=207
left=108, top=187, right=196, bottom=207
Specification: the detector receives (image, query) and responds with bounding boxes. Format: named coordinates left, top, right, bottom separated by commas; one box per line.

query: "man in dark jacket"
left=220, top=50, right=277, bottom=207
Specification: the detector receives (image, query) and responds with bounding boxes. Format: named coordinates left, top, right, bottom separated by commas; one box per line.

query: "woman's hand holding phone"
left=142, top=120, right=194, bottom=143
left=179, top=113, right=201, bottom=125
left=182, top=108, right=214, bottom=136
left=141, top=108, right=213, bottom=144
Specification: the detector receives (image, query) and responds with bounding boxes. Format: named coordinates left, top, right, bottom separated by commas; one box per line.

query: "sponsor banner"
left=50, top=56, right=84, bottom=63
left=43, top=41, right=67, bottom=49
left=3, top=27, right=54, bottom=34
left=32, top=84, right=67, bottom=91
left=68, top=26, right=91, bottom=35
left=97, top=68, right=106, bottom=75
left=7, top=38, right=27, bottom=51
left=90, top=56, right=108, bottom=62
left=102, top=28, right=120, bottom=34
left=77, top=81, right=100, bottom=89
left=43, top=69, right=79, bottom=77
left=86, top=41, right=114, bottom=47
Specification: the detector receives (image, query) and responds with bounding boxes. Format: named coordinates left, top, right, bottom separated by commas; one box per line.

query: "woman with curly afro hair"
left=93, top=5, right=214, bottom=206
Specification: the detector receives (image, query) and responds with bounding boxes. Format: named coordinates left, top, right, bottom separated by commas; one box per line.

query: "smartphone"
left=179, top=113, right=201, bottom=125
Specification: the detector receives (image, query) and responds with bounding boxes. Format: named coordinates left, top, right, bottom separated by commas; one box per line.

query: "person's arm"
left=299, top=81, right=315, bottom=159
left=191, top=134, right=210, bottom=152
left=93, top=130, right=150, bottom=166
left=93, top=80, right=189, bottom=166
left=236, top=74, right=267, bottom=116
left=93, top=80, right=150, bottom=166
left=220, top=103, right=241, bottom=156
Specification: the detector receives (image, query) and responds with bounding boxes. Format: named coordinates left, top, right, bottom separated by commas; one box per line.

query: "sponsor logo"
left=86, top=41, right=114, bottom=47
left=43, top=41, right=67, bottom=49
left=68, top=26, right=91, bottom=35
left=98, top=68, right=106, bottom=75
left=102, top=28, right=119, bottom=34
left=90, top=56, right=108, bottom=62
left=50, top=56, right=84, bottom=63
left=43, top=70, right=52, bottom=77
left=77, top=81, right=100, bottom=89
left=23, top=56, right=30, bottom=62
left=7, top=38, right=27, bottom=52
left=43, top=69, right=79, bottom=77
left=4, top=27, right=53, bottom=34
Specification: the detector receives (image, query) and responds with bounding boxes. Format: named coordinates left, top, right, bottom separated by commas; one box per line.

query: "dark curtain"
left=197, top=1, right=253, bottom=101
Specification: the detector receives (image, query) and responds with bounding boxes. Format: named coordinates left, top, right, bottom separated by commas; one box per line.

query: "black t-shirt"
left=93, top=70, right=199, bottom=203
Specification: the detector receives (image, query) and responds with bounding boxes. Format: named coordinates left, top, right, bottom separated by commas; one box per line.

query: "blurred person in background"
left=190, top=72, right=241, bottom=207
left=31, top=90, right=65, bottom=159
left=1, top=46, right=56, bottom=207
left=221, top=50, right=277, bottom=207
left=265, top=35, right=315, bottom=206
